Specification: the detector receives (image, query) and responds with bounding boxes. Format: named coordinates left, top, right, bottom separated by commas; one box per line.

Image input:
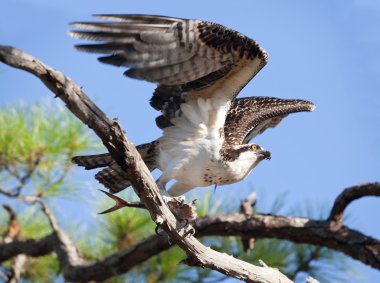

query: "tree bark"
left=0, top=45, right=295, bottom=283
left=1, top=209, right=380, bottom=281
left=2, top=45, right=379, bottom=283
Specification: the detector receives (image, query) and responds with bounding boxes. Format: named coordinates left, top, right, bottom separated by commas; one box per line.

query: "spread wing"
left=223, top=97, right=315, bottom=146
left=69, top=14, right=268, bottom=129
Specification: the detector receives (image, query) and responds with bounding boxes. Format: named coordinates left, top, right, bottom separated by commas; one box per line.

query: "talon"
left=182, top=219, right=189, bottom=228
left=155, top=225, right=165, bottom=236
left=183, top=225, right=196, bottom=237
left=168, top=237, right=173, bottom=245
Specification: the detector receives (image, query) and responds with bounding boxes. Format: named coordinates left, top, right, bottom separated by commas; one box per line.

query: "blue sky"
left=1, top=1, right=380, bottom=282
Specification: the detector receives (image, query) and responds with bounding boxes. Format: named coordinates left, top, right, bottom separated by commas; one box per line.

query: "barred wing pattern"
left=224, top=97, right=315, bottom=146
left=70, top=14, right=316, bottom=197
left=72, top=141, right=158, bottom=193
left=69, top=14, right=268, bottom=129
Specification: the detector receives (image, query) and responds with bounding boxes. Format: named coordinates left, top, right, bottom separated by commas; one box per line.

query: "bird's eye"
left=250, top=145, right=258, bottom=151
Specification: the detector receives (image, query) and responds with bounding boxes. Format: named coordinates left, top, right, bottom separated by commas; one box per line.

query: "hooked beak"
left=259, top=149, right=271, bottom=160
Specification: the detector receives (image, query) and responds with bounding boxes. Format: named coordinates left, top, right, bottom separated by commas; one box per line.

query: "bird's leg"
left=156, top=178, right=186, bottom=204
left=156, top=177, right=169, bottom=197
left=155, top=179, right=196, bottom=237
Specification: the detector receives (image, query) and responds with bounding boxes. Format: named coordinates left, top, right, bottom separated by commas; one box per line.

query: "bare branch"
left=328, top=182, right=380, bottom=229
left=7, top=254, right=27, bottom=283
left=1, top=205, right=27, bottom=283
left=0, top=235, right=55, bottom=261
left=37, top=199, right=60, bottom=232
left=287, top=246, right=321, bottom=280
left=0, top=148, right=44, bottom=198
left=98, top=189, right=145, bottom=214
left=2, top=205, right=21, bottom=243
left=195, top=213, right=380, bottom=269
left=0, top=45, right=293, bottom=283
left=240, top=192, right=256, bottom=254
left=37, top=199, right=86, bottom=278
left=0, top=189, right=18, bottom=198
left=1, top=210, right=380, bottom=282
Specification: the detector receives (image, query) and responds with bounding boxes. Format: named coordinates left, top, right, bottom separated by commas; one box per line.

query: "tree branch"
left=0, top=148, right=44, bottom=197
left=2, top=205, right=21, bottom=243
left=240, top=192, right=256, bottom=254
left=1, top=209, right=380, bottom=282
left=1, top=205, right=27, bottom=283
left=328, top=182, right=380, bottom=229
left=0, top=45, right=293, bottom=283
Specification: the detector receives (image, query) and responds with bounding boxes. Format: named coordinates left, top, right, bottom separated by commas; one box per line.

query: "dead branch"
left=1, top=209, right=380, bottom=282
left=0, top=149, right=44, bottom=197
left=1, top=205, right=27, bottom=283
left=39, top=199, right=86, bottom=278
left=0, top=45, right=293, bottom=283
left=328, top=182, right=380, bottom=229
left=98, top=189, right=145, bottom=214
left=2, top=205, right=21, bottom=243
left=240, top=192, right=256, bottom=254
left=7, top=254, right=27, bottom=283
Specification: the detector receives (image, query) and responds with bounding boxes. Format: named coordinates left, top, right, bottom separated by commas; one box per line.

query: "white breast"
left=158, top=96, right=230, bottom=187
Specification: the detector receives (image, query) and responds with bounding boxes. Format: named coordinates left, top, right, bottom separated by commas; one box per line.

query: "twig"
left=2, top=205, right=21, bottom=243
left=7, top=254, right=27, bottom=283
left=0, top=149, right=44, bottom=198
left=36, top=199, right=60, bottom=232
left=288, top=246, right=321, bottom=280
left=240, top=192, right=256, bottom=254
left=240, top=192, right=257, bottom=216
left=1, top=210, right=380, bottom=282
left=36, top=198, right=86, bottom=276
left=0, top=45, right=293, bottom=283
left=98, top=189, right=145, bottom=214
left=328, top=182, right=380, bottom=229
left=41, top=150, right=74, bottom=195
left=1, top=205, right=27, bottom=283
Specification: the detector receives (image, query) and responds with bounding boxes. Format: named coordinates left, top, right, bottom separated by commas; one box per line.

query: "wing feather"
left=223, top=97, right=316, bottom=146
left=70, top=14, right=268, bottom=129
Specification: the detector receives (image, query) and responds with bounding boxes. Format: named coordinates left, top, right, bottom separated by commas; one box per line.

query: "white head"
left=236, top=143, right=271, bottom=169
left=221, top=143, right=271, bottom=181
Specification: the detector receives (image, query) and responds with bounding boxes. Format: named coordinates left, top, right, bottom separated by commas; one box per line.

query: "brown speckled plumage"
left=70, top=14, right=268, bottom=130
left=223, top=97, right=315, bottom=148
left=72, top=141, right=158, bottom=193
left=70, top=14, right=315, bottom=195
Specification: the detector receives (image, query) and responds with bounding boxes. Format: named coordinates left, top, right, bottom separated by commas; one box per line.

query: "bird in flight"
left=70, top=14, right=315, bottom=197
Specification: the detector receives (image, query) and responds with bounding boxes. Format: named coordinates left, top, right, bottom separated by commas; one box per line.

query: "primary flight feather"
left=70, top=14, right=315, bottom=197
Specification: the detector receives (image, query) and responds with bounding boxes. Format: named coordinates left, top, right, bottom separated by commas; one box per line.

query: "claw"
left=155, top=225, right=165, bottom=236
left=182, top=219, right=189, bottom=227
left=168, top=237, right=173, bottom=245
left=183, top=226, right=196, bottom=237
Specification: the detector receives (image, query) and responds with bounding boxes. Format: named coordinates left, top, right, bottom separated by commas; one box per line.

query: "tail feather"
left=95, top=164, right=132, bottom=193
left=72, top=140, right=158, bottom=193
left=72, top=153, right=113, bottom=169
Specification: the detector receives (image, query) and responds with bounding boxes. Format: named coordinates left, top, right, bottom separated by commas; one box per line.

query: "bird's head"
left=219, top=143, right=270, bottom=182
left=237, top=143, right=271, bottom=164
left=222, top=143, right=271, bottom=169
left=228, top=144, right=271, bottom=181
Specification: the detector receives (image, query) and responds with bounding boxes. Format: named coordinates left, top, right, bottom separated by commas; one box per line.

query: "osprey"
left=70, top=14, right=315, bottom=197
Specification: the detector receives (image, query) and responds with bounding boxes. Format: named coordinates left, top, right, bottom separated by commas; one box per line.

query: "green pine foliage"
left=0, top=101, right=353, bottom=282
left=0, top=100, right=100, bottom=197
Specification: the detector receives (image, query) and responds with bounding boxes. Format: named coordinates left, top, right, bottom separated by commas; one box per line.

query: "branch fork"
left=2, top=44, right=379, bottom=283
left=0, top=45, right=293, bottom=283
